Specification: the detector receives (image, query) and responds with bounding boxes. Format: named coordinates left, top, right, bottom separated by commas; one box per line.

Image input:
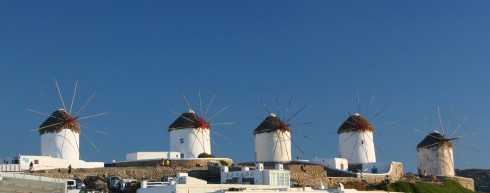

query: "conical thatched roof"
left=417, top=132, right=453, bottom=149
left=168, top=110, right=210, bottom=131
left=39, top=109, right=80, bottom=135
left=337, top=113, right=374, bottom=134
left=253, top=114, right=290, bottom=135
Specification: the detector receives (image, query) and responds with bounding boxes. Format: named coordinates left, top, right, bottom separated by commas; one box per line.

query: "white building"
left=337, top=113, right=376, bottom=164
left=220, top=163, right=290, bottom=186
left=126, top=152, right=181, bottom=161
left=137, top=169, right=403, bottom=193
left=0, top=154, right=103, bottom=172
left=417, top=132, right=455, bottom=176
left=310, top=158, right=349, bottom=171
left=254, top=114, right=292, bottom=162
left=169, top=110, right=212, bottom=158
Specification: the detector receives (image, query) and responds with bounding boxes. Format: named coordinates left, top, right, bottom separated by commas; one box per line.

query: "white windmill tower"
left=168, top=91, right=231, bottom=159
left=415, top=106, right=477, bottom=177
left=416, top=132, right=456, bottom=176
left=169, top=109, right=212, bottom=158
left=39, top=109, right=81, bottom=160
left=29, top=80, right=108, bottom=162
left=254, top=113, right=292, bottom=162
left=332, top=93, right=393, bottom=165
left=337, top=113, right=376, bottom=164
left=254, top=96, right=310, bottom=162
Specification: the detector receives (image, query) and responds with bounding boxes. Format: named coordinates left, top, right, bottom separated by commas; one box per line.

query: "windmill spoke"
left=364, top=131, right=385, bottom=157
left=190, top=131, right=200, bottom=157
left=290, top=130, right=312, bottom=140
left=454, top=148, right=471, bottom=166
left=361, top=132, right=369, bottom=162
left=283, top=96, right=293, bottom=121
left=77, top=112, right=109, bottom=120
left=286, top=106, right=306, bottom=123
left=283, top=133, right=291, bottom=160
left=365, top=94, right=375, bottom=117
left=172, top=111, right=195, bottom=123
left=369, top=105, right=389, bottom=122
left=343, top=130, right=358, bottom=142
left=69, top=80, right=78, bottom=114
left=328, top=114, right=358, bottom=126
left=208, top=122, right=235, bottom=126
left=206, top=132, right=224, bottom=156
left=451, top=115, right=469, bottom=137
left=55, top=80, right=67, bottom=111
left=204, top=94, right=217, bottom=118
left=451, top=131, right=478, bottom=139
left=79, top=124, right=109, bottom=135
left=285, top=133, right=302, bottom=154
left=340, top=102, right=352, bottom=117
left=446, top=106, right=455, bottom=136
left=422, top=113, right=439, bottom=132
left=349, top=132, right=359, bottom=160
left=437, top=106, right=446, bottom=135
left=71, top=129, right=80, bottom=158
left=288, top=121, right=314, bottom=127
left=210, top=129, right=232, bottom=141
left=80, top=130, right=100, bottom=152
left=182, top=93, right=192, bottom=111
left=74, top=91, right=96, bottom=116
left=261, top=101, right=272, bottom=115
left=272, top=132, right=279, bottom=158
left=452, top=142, right=479, bottom=152
left=275, top=95, right=281, bottom=119
left=30, top=122, right=63, bottom=131
left=38, top=91, right=60, bottom=110
left=60, top=130, right=68, bottom=159
left=208, top=106, right=229, bottom=122
left=27, top=108, right=64, bottom=121
left=356, top=92, right=361, bottom=114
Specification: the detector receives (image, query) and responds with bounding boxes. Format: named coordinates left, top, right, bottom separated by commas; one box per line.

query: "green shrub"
left=381, top=179, right=475, bottom=193
left=198, top=153, right=215, bottom=158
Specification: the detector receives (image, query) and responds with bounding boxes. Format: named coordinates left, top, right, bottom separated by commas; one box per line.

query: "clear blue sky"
left=0, top=1, right=489, bottom=172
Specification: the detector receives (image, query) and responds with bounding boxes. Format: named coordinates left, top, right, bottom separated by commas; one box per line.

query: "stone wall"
left=115, top=158, right=232, bottom=169
left=286, top=162, right=404, bottom=188
left=437, top=176, right=475, bottom=191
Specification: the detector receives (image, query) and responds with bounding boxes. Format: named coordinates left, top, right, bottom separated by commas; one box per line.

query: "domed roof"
left=168, top=110, right=210, bottom=131
left=253, top=113, right=291, bottom=135
left=417, top=132, right=453, bottom=149
left=337, top=113, right=374, bottom=134
left=39, top=109, right=80, bottom=135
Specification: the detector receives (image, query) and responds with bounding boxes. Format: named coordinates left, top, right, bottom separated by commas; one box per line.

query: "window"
left=180, top=138, right=184, bottom=143
left=34, top=160, right=39, bottom=164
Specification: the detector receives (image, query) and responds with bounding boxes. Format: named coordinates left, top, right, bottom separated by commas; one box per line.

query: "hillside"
left=456, top=169, right=490, bottom=192
left=381, top=179, right=477, bottom=193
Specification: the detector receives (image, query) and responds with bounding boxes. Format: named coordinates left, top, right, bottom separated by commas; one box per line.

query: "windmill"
left=28, top=80, right=108, bottom=161
left=253, top=96, right=311, bottom=162
left=332, top=93, right=393, bottom=165
left=415, top=106, right=477, bottom=177
left=168, top=91, right=232, bottom=159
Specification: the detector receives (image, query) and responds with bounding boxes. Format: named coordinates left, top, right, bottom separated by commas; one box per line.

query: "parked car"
left=84, top=176, right=108, bottom=193
left=72, top=177, right=86, bottom=189
left=106, top=175, right=125, bottom=192
left=66, top=179, right=76, bottom=190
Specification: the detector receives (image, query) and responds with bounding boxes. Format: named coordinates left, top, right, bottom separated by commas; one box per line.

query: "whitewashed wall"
left=18, top=155, right=103, bottom=171
left=169, top=128, right=211, bottom=158
left=338, top=131, right=376, bottom=164
left=41, top=130, right=80, bottom=161
left=417, top=145, right=455, bottom=176
left=255, top=131, right=291, bottom=162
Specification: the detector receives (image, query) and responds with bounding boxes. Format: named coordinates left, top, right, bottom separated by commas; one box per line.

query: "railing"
left=0, top=164, right=21, bottom=172
left=140, top=180, right=171, bottom=188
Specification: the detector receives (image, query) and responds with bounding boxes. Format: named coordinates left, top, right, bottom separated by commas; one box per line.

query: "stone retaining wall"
left=116, top=158, right=233, bottom=169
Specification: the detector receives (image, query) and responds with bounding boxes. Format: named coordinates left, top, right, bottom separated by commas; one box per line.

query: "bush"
left=219, top=160, right=229, bottom=166
left=380, top=179, right=475, bottom=193
left=198, top=153, right=215, bottom=158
